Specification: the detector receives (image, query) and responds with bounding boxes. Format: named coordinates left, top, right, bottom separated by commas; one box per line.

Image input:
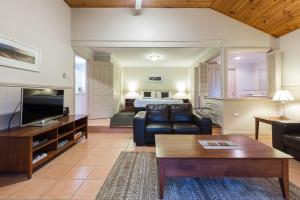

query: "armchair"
left=272, top=121, right=300, bottom=160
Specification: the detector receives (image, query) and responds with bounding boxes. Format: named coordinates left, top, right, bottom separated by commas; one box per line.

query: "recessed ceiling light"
left=149, top=54, right=160, bottom=62
left=233, top=56, right=243, bottom=60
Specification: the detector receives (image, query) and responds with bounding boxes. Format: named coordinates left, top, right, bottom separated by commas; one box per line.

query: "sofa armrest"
left=272, top=121, right=300, bottom=151
left=133, top=111, right=147, bottom=146
left=192, top=113, right=212, bottom=134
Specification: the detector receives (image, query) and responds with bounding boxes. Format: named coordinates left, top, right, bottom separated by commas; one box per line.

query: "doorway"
left=75, top=55, right=88, bottom=115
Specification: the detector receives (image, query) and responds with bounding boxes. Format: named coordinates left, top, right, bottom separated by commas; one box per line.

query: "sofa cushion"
left=146, top=104, right=169, bottom=123
left=173, top=123, right=200, bottom=134
left=145, top=123, right=172, bottom=134
left=170, top=104, right=193, bottom=123
left=283, top=134, right=300, bottom=151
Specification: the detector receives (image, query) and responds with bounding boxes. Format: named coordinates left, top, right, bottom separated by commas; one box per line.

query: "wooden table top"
left=155, top=134, right=292, bottom=159
left=254, top=116, right=300, bottom=124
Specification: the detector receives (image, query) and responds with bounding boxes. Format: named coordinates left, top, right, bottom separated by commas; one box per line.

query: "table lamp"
left=272, top=90, right=294, bottom=120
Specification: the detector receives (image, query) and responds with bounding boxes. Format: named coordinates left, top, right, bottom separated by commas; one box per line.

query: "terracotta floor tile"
left=0, top=178, right=28, bottom=200
left=7, top=179, right=56, bottom=200
left=72, top=180, right=104, bottom=200
left=86, top=164, right=112, bottom=180
left=33, top=164, right=74, bottom=179
left=49, top=155, right=82, bottom=166
left=1, top=132, right=300, bottom=200
left=75, top=155, right=102, bottom=166
left=40, top=180, right=83, bottom=200
left=63, top=166, right=94, bottom=179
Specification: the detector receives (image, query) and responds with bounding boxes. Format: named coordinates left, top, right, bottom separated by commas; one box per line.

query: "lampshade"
left=272, top=90, right=294, bottom=101
left=125, top=91, right=140, bottom=99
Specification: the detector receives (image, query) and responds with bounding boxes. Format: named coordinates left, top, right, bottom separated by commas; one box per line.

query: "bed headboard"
left=142, top=91, right=171, bottom=98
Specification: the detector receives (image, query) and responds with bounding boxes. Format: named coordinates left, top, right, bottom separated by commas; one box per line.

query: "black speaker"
left=63, top=107, right=70, bottom=116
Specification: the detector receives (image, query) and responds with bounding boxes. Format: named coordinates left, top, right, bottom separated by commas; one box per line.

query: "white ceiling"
left=90, top=47, right=209, bottom=67
left=228, top=52, right=267, bottom=64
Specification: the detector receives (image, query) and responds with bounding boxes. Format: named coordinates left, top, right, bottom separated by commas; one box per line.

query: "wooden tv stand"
left=0, top=115, right=88, bottom=179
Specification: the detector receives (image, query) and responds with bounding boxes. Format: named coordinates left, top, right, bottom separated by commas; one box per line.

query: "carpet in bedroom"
left=110, top=112, right=135, bottom=128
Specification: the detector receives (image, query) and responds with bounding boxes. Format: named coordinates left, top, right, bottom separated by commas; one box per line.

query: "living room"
left=0, top=0, right=300, bottom=199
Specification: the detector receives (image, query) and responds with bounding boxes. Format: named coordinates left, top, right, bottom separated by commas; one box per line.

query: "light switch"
left=233, top=113, right=239, bottom=117
left=63, top=72, right=68, bottom=79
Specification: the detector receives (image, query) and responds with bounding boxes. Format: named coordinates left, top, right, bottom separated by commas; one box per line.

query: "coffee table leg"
left=159, top=160, right=165, bottom=199
left=279, top=159, right=289, bottom=199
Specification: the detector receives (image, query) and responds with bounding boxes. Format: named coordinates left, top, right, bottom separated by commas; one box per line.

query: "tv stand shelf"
left=0, top=115, right=88, bottom=179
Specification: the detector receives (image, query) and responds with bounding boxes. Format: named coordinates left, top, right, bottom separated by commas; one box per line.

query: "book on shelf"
left=198, top=140, right=242, bottom=150
left=32, top=138, right=49, bottom=148
left=74, top=131, right=83, bottom=139
left=32, top=153, right=48, bottom=164
left=58, top=139, right=69, bottom=148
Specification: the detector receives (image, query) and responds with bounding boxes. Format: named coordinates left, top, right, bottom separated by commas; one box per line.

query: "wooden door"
left=194, top=66, right=200, bottom=107
left=207, top=64, right=221, bottom=98
left=88, top=61, right=113, bottom=119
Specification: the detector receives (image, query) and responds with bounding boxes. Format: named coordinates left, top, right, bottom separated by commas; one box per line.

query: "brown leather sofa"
left=133, top=103, right=212, bottom=146
left=272, top=121, right=300, bottom=160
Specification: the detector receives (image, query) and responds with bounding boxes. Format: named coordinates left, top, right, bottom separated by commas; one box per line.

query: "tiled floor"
left=0, top=132, right=299, bottom=200
left=88, top=119, right=110, bottom=127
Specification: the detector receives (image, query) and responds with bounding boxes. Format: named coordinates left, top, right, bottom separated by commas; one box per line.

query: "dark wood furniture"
left=155, top=134, right=292, bottom=199
left=272, top=120, right=300, bottom=160
left=254, top=116, right=285, bottom=140
left=125, top=98, right=135, bottom=111
left=0, top=115, right=88, bottom=179
left=182, top=99, right=190, bottom=103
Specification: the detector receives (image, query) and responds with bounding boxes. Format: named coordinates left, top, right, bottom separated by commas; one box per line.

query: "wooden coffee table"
left=155, top=134, right=292, bottom=199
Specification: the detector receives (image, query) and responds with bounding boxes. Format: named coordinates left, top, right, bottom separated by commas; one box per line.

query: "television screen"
left=21, top=88, right=64, bottom=126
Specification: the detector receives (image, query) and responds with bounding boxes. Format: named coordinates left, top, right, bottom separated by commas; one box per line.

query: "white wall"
left=0, top=0, right=73, bottom=87
left=279, top=28, right=300, bottom=119
left=71, top=8, right=276, bottom=48
left=0, top=0, right=73, bottom=130
left=222, top=99, right=279, bottom=135
left=122, top=67, right=189, bottom=97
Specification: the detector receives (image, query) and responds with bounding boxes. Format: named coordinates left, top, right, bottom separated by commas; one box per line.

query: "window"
left=227, top=51, right=268, bottom=98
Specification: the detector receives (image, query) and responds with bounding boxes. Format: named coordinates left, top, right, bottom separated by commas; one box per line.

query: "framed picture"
left=0, top=35, right=40, bottom=72
left=147, top=74, right=164, bottom=83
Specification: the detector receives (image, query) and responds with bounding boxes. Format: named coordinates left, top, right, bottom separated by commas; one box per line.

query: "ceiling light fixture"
left=233, top=56, right=243, bottom=60
left=149, top=54, right=160, bottom=62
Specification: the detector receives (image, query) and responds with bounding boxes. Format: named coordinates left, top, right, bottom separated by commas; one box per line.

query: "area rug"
left=110, top=112, right=135, bottom=128
left=96, top=152, right=300, bottom=200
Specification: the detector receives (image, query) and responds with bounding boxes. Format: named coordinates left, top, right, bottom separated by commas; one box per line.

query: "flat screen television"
left=21, top=88, right=64, bottom=126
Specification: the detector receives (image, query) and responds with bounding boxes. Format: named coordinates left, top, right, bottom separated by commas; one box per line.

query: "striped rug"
left=96, top=152, right=300, bottom=200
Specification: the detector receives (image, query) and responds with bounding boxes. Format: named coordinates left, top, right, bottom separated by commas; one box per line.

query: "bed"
left=134, top=98, right=184, bottom=113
